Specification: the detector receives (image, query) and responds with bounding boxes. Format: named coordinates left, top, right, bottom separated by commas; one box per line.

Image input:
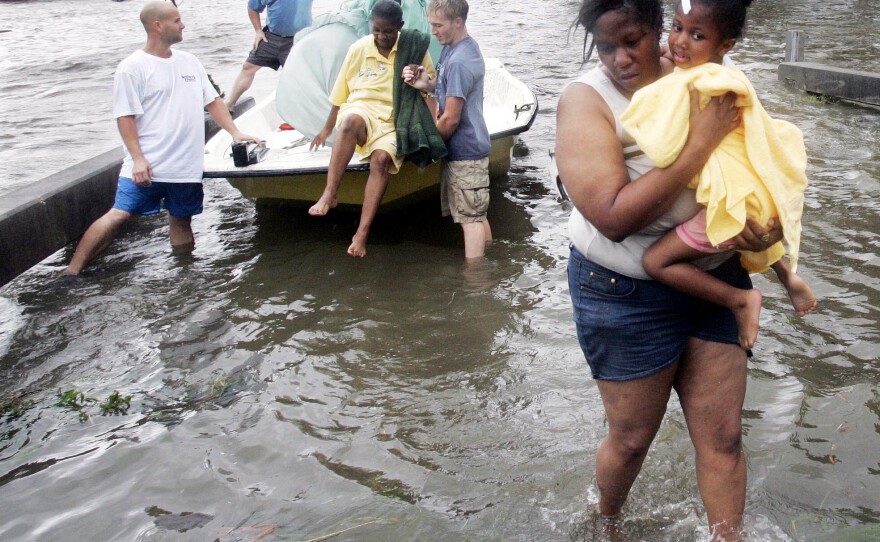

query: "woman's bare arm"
left=556, top=84, right=740, bottom=242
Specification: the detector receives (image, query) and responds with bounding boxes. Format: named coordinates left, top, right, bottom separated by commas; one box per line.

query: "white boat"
left=203, top=58, right=538, bottom=210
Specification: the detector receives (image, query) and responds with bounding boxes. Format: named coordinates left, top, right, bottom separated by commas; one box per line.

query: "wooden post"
left=785, top=30, right=804, bottom=62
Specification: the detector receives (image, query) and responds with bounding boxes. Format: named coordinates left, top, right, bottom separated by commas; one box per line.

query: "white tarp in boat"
left=275, top=0, right=441, bottom=143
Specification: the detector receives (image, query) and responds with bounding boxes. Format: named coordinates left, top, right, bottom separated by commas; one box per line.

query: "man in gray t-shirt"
left=404, top=0, right=492, bottom=259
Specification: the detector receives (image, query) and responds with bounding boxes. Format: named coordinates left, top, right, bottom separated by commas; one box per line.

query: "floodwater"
left=1, top=0, right=879, bottom=540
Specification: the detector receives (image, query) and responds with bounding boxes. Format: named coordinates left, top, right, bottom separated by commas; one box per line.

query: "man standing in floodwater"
left=404, top=0, right=492, bottom=259
left=224, top=0, right=314, bottom=112
left=60, top=1, right=258, bottom=277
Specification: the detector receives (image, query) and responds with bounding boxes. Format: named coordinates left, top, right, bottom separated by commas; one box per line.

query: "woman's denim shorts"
left=567, top=245, right=752, bottom=381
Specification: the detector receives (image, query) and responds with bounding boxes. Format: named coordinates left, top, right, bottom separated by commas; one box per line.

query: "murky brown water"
left=1, top=1, right=878, bottom=540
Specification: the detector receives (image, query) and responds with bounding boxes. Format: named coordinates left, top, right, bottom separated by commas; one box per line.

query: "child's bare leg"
left=770, top=258, right=817, bottom=317
left=644, top=231, right=762, bottom=350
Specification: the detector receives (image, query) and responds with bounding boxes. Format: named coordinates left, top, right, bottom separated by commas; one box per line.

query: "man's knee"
left=168, top=214, right=193, bottom=229
left=101, top=208, right=132, bottom=227
left=241, top=61, right=261, bottom=74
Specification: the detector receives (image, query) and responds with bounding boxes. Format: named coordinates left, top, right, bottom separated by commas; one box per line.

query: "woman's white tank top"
left=566, top=66, right=725, bottom=279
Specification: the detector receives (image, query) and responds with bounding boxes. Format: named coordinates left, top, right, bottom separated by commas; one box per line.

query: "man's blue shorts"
left=567, top=245, right=751, bottom=381
left=113, top=177, right=204, bottom=218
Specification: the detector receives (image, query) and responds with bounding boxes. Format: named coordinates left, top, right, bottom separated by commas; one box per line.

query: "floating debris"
left=146, top=506, right=213, bottom=533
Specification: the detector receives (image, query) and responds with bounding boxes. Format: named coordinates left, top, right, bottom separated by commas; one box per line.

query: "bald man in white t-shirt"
left=61, top=2, right=258, bottom=277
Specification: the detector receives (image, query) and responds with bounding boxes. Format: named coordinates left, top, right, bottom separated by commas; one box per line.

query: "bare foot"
left=731, top=288, right=763, bottom=350
left=786, top=273, right=817, bottom=317
left=308, top=195, right=337, bottom=216
left=347, top=232, right=367, bottom=257
left=50, top=272, right=84, bottom=287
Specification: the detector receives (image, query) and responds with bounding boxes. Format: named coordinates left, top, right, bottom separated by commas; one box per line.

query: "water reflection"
left=0, top=298, right=22, bottom=360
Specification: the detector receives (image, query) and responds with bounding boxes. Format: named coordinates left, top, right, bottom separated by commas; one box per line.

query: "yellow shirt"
left=620, top=63, right=808, bottom=272
left=329, top=33, right=435, bottom=123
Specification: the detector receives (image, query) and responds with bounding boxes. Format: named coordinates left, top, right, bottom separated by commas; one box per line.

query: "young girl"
left=625, top=0, right=817, bottom=350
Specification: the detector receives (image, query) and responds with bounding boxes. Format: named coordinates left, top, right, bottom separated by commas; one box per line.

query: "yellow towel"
left=620, top=63, right=808, bottom=272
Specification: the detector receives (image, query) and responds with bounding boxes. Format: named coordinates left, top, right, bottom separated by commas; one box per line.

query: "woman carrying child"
left=556, top=0, right=785, bottom=539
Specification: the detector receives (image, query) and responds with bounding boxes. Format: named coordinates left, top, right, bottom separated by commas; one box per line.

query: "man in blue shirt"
left=224, top=0, right=313, bottom=111
left=403, top=0, right=492, bottom=258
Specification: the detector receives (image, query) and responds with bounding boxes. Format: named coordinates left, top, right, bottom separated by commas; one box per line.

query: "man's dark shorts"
left=246, top=27, right=294, bottom=70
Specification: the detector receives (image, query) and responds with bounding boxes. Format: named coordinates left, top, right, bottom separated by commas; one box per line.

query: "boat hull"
left=224, top=135, right=518, bottom=209
left=228, top=160, right=441, bottom=210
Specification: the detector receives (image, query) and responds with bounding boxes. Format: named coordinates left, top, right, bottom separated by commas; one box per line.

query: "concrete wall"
left=0, top=98, right=254, bottom=288
left=778, top=62, right=880, bottom=106
left=780, top=30, right=880, bottom=107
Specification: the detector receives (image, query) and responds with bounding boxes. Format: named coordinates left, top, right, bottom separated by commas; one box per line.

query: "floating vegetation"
left=55, top=390, right=97, bottom=422
left=798, top=92, right=840, bottom=105
left=99, top=391, right=132, bottom=416
left=313, top=453, right=419, bottom=504
left=206, top=374, right=230, bottom=400
left=54, top=390, right=133, bottom=421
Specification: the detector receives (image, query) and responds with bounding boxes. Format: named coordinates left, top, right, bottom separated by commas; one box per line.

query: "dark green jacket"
left=393, top=29, right=447, bottom=167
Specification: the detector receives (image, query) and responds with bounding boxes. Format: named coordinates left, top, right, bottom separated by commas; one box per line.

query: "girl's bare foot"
left=308, top=194, right=337, bottom=216
left=732, top=288, right=763, bottom=350
left=786, top=273, right=817, bottom=317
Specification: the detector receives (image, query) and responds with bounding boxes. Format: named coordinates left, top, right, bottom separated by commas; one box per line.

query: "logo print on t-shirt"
left=181, top=75, right=196, bottom=82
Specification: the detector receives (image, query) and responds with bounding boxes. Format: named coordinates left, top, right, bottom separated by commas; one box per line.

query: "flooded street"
left=1, top=0, right=878, bottom=540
